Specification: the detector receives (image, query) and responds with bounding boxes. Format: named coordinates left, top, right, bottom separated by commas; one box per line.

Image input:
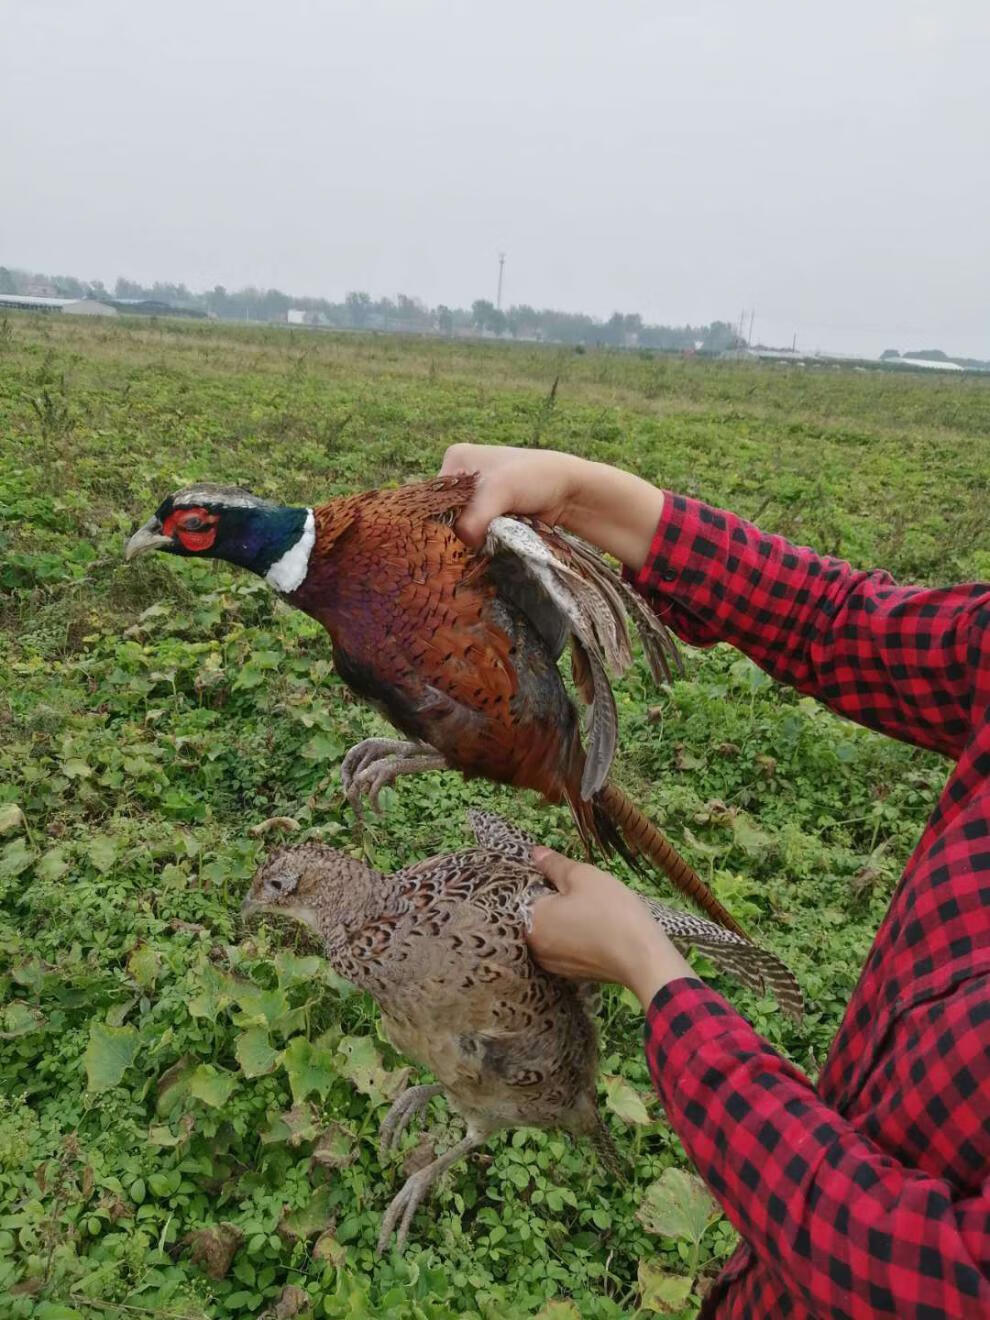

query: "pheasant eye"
left=270, top=872, right=299, bottom=895
left=163, top=506, right=218, bottom=552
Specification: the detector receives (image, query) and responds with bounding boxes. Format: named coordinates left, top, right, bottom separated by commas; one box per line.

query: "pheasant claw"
left=379, top=1083, right=443, bottom=1156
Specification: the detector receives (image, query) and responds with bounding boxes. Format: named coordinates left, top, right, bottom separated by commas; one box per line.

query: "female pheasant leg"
left=379, top=1083, right=444, bottom=1155
left=377, top=1130, right=488, bottom=1255
left=340, top=739, right=448, bottom=814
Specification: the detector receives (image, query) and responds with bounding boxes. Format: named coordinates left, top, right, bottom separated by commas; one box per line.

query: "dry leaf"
left=185, top=1222, right=243, bottom=1279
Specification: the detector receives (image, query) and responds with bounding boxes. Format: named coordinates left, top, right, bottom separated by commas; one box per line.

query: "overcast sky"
left=3, top=0, right=988, bottom=356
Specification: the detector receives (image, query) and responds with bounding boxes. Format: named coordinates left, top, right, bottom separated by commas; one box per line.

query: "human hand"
left=439, top=443, right=664, bottom=571
left=527, top=847, right=694, bottom=1009
left=439, top=444, right=586, bottom=547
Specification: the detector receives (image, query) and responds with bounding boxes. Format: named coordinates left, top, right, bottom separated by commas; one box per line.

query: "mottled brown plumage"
left=241, top=811, right=802, bottom=1253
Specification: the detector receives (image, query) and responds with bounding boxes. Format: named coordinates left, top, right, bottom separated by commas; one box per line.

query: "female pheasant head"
left=125, top=484, right=315, bottom=594
left=240, top=843, right=380, bottom=938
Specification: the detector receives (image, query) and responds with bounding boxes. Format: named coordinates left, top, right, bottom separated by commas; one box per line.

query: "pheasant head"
left=125, top=484, right=315, bottom=593
left=240, top=843, right=381, bottom=941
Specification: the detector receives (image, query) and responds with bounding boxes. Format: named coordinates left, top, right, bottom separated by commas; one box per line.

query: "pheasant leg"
left=379, top=1083, right=444, bottom=1155
left=340, top=738, right=448, bottom=815
left=377, top=1132, right=487, bottom=1255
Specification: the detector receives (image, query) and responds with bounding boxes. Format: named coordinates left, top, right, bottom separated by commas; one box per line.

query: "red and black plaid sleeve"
left=645, top=977, right=990, bottom=1319
left=629, top=493, right=990, bottom=1317
left=631, top=493, right=990, bottom=758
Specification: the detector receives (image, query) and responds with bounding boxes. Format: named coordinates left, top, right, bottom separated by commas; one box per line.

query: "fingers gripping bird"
left=241, top=809, right=803, bottom=1253
left=126, top=475, right=744, bottom=935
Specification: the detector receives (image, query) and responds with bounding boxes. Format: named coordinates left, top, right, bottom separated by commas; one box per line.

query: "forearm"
left=619, top=489, right=985, bottom=756
left=560, top=457, right=665, bottom=572
left=646, top=981, right=990, bottom=1317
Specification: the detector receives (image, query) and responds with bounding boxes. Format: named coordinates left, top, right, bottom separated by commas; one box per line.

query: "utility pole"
left=748, top=308, right=755, bottom=345
left=496, top=252, right=506, bottom=311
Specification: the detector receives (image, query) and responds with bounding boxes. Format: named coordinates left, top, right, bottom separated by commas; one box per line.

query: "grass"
left=1, top=312, right=988, bottom=1318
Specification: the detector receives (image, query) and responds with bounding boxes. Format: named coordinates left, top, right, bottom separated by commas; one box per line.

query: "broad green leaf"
left=602, top=1074, right=652, bottom=1126
left=260, top=1102, right=321, bottom=1146
left=127, top=943, right=159, bottom=989
left=187, top=967, right=236, bottom=1019
left=274, top=950, right=324, bottom=988
left=2, top=1000, right=44, bottom=1037
left=232, top=664, right=266, bottom=690
left=313, top=1229, right=347, bottom=1267
left=148, top=1124, right=182, bottom=1147
left=638, top=1260, right=693, bottom=1313
left=0, top=802, right=25, bottom=835
left=85, top=1022, right=139, bottom=1092
left=535, top=1304, right=582, bottom=1320
left=235, top=1027, right=279, bottom=1078
left=88, top=834, right=117, bottom=874
left=156, top=1057, right=195, bottom=1116
left=681, top=826, right=724, bottom=858
left=278, top=1186, right=333, bottom=1240
left=283, top=1037, right=337, bottom=1102
left=637, top=1167, right=718, bottom=1245
left=337, top=1035, right=410, bottom=1106
left=61, top=758, right=93, bottom=780
left=229, top=982, right=291, bottom=1031
left=35, top=847, right=69, bottom=881
left=732, top=814, right=773, bottom=857
left=301, top=732, right=344, bottom=761
left=0, top=837, right=34, bottom=879
left=311, top=1121, right=358, bottom=1169
left=105, top=995, right=138, bottom=1028
left=12, top=959, right=49, bottom=993
left=188, top=1064, right=237, bottom=1108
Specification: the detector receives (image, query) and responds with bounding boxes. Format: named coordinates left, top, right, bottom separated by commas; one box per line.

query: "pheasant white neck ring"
left=265, top=508, right=315, bottom=593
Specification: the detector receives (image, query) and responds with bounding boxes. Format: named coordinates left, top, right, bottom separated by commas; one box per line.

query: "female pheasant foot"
left=377, top=1133, right=487, bottom=1255
left=379, top=1083, right=444, bottom=1156
left=340, top=739, right=448, bottom=815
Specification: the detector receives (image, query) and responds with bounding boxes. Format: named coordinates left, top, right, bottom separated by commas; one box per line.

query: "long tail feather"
left=597, top=782, right=749, bottom=939
left=588, top=1114, right=625, bottom=1180
left=641, top=895, right=803, bottom=1022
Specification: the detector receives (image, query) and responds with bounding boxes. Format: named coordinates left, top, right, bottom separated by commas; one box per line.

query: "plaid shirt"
left=630, top=494, right=990, bottom=1319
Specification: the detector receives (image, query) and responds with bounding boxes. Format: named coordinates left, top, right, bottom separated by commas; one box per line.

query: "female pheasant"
left=126, top=475, right=743, bottom=934
left=241, top=810, right=803, bottom=1253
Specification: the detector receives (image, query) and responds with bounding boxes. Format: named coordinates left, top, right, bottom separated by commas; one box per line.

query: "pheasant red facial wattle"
left=160, top=506, right=220, bottom=553
left=126, top=474, right=749, bottom=938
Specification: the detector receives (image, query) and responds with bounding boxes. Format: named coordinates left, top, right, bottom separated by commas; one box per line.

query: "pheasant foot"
left=379, top=1083, right=444, bottom=1156
left=377, top=1133, right=486, bottom=1255
left=340, top=738, right=448, bottom=815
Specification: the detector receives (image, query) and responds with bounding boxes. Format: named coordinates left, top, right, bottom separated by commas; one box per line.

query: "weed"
left=0, top=313, right=986, bottom=1317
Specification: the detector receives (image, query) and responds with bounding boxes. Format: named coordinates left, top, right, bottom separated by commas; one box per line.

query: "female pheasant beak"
left=125, top=517, right=175, bottom=560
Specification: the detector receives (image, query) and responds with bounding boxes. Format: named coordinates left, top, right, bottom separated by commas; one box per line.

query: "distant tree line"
left=0, top=263, right=742, bottom=351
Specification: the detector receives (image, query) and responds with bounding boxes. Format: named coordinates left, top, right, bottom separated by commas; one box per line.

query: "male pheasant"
left=126, top=475, right=744, bottom=934
left=241, top=810, right=803, bottom=1253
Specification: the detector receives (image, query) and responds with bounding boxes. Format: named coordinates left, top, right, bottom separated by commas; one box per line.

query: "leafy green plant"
left=0, top=312, right=984, bottom=1316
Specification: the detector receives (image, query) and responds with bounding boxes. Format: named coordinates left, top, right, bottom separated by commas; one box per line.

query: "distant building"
left=22, top=279, right=59, bottom=297
left=0, top=294, right=118, bottom=317
left=106, top=298, right=206, bottom=318
left=889, top=357, right=963, bottom=373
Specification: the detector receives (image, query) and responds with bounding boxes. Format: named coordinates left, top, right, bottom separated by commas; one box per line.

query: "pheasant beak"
left=239, top=895, right=262, bottom=920
left=125, top=517, right=174, bottom=561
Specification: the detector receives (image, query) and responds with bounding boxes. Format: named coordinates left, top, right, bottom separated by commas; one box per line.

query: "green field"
left=1, top=314, right=988, bottom=1319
